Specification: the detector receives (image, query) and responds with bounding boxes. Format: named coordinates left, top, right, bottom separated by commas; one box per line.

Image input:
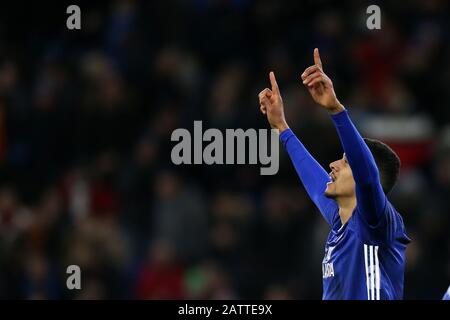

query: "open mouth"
left=329, top=172, right=337, bottom=182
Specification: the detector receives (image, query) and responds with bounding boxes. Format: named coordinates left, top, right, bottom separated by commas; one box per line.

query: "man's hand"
left=301, top=48, right=345, bottom=115
left=258, top=71, right=289, bottom=132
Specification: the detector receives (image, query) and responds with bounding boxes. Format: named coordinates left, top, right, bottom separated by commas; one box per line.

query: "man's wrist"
left=276, top=122, right=290, bottom=133
left=327, top=102, right=345, bottom=115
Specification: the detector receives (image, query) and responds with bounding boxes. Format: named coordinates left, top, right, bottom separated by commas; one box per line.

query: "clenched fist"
left=301, top=48, right=345, bottom=115
left=258, top=71, right=289, bottom=132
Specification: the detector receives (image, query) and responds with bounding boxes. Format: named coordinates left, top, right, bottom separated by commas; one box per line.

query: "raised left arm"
left=331, top=109, right=386, bottom=225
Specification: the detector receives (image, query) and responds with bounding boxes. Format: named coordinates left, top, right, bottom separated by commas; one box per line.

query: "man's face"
left=324, top=154, right=356, bottom=199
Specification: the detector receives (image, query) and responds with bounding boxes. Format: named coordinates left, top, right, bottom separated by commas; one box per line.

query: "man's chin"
left=324, top=191, right=335, bottom=199
left=324, top=184, right=336, bottom=198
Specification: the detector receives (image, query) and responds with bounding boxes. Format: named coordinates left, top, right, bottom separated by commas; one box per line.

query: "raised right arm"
left=258, top=71, right=337, bottom=225
left=280, top=128, right=338, bottom=225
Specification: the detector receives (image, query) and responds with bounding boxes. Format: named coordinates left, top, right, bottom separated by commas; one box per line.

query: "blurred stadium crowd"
left=0, top=0, right=449, bottom=299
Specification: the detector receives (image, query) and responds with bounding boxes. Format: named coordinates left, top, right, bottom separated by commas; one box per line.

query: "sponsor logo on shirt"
left=322, top=246, right=335, bottom=279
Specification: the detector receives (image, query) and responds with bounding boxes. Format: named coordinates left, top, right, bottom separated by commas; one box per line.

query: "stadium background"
left=0, top=0, right=448, bottom=299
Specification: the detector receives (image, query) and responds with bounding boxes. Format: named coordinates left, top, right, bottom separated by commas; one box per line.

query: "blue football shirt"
left=280, top=109, right=410, bottom=300
left=321, top=201, right=409, bottom=299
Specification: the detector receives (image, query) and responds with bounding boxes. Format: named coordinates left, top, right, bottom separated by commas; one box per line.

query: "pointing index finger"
left=269, top=71, right=280, bottom=94
left=314, top=48, right=323, bottom=70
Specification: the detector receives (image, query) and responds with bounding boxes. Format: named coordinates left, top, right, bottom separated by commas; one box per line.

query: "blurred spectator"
left=152, top=171, right=208, bottom=264
left=134, top=239, right=185, bottom=299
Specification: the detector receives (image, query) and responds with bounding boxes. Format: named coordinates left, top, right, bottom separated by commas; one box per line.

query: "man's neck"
left=336, top=196, right=357, bottom=225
